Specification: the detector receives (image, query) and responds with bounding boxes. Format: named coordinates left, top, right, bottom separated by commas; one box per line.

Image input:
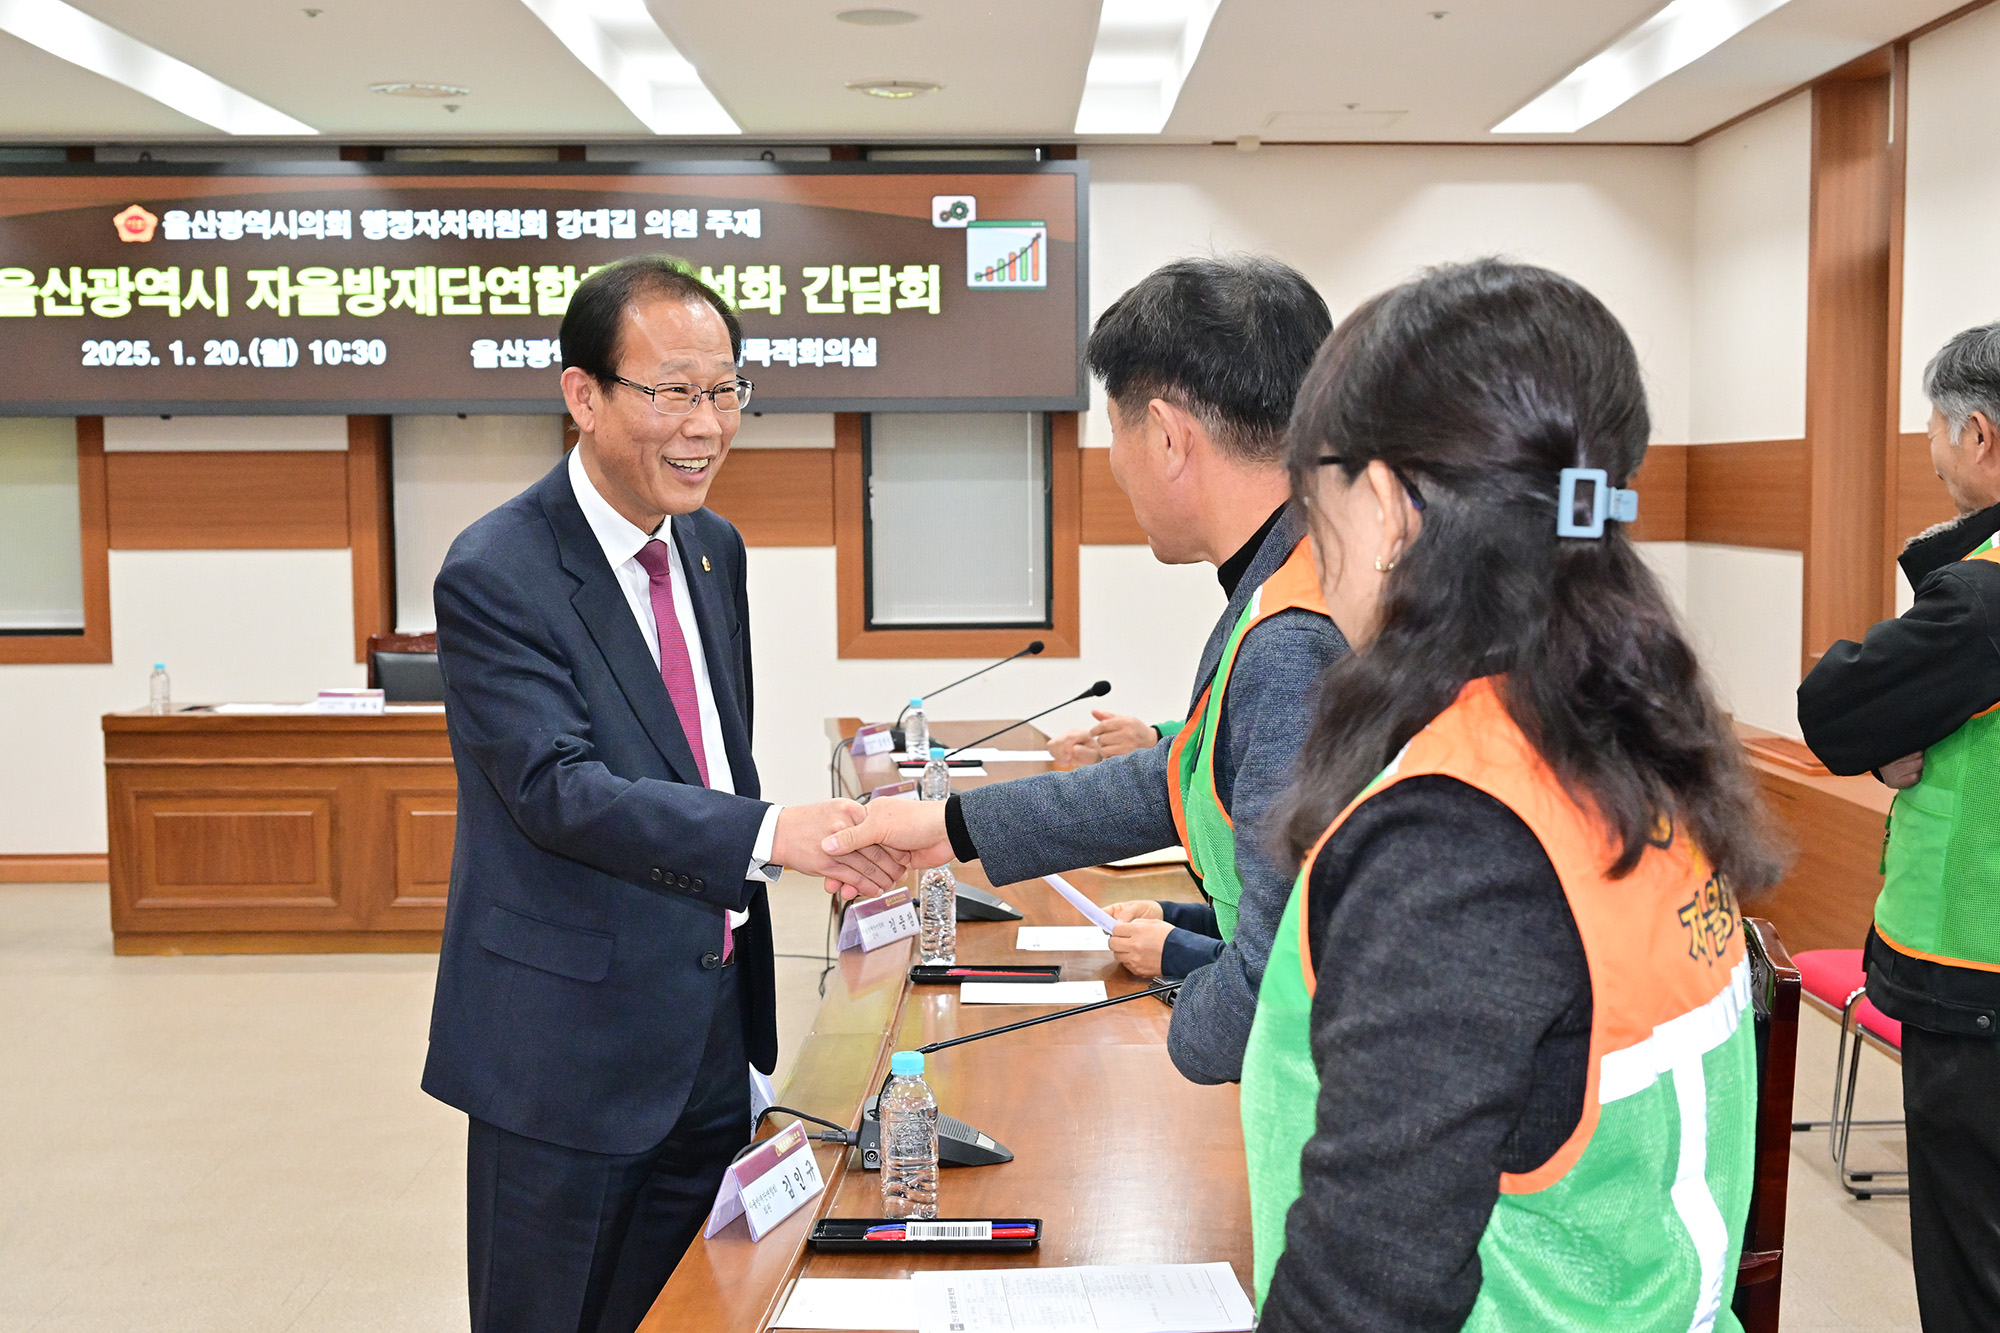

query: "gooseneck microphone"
left=893, top=641, right=1046, bottom=742
left=855, top=979, right=1180, bottom=1170
left=943, top=681, right=1111, bottom=758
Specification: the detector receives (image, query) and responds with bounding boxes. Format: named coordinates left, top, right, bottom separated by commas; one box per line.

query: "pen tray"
left=909, top=964, right=1061, bottom=985
left=808, top=1217, right=1041, bottom=1252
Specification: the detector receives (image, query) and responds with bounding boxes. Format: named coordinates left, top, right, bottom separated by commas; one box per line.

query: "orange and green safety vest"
left=1166, top=540, right=1330, bottom=940
left=1877, top=535, right=2000, bottom=972
left=1240, top=677, right=1757, bottom=1329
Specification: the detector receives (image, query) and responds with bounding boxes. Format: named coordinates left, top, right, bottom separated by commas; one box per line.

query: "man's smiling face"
left=569, top=291, right=740, bottom=529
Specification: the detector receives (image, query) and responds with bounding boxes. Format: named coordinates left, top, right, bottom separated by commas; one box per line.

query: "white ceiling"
left=0, top=0, right=1979, bottom=146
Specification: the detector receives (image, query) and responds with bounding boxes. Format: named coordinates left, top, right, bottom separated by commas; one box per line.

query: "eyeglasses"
left=609, top=375, right=754, bottom=416
left=1317, top=454, right=1426, bottom=511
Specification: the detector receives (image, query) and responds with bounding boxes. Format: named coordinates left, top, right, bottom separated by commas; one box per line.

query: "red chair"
left=1791, top=948, right=1907, bottom=1200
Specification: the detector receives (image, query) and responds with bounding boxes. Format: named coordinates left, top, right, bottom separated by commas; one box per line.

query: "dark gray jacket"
left=958, top=507, right=1348, bottom=1083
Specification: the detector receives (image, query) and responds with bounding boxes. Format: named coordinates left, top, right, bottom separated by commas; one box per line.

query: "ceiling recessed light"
left=836, top=8, right=918, bottom=24
left=846, top=79, right=940, bottom=99
left=369, top=81, right=471, bottom=99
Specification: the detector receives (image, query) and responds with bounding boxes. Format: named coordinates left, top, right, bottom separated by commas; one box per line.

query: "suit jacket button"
left=694, top=878, right=705, bottom=891
left=700, top=951, right=721, bottom=970
left=650, top=868, right=664, bottom=883
left=678, top=873, right=691, bottom=889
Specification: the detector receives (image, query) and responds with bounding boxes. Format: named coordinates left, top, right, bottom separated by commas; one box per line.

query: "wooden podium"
left=101, top=707, right=454, bottom=954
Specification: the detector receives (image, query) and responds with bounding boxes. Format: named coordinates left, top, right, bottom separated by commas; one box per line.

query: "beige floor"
left=0, top=881, right=1922, bottom=1330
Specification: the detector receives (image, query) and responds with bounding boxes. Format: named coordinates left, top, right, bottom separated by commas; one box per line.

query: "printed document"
left=911, top=1263, right=1253, bottom=1333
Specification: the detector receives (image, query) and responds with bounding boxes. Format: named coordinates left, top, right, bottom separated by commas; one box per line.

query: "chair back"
left=366, top=632, right=443, bottom=703
left=1731, top=916, right=1800, bottom=1333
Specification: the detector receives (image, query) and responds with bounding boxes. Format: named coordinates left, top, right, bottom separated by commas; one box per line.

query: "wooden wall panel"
left=1628, top=444, right=1687, bottom=543
left=1080, top=448, right=1148, bottom=545
left=0, top=416, right=111, bottom=664
left=382, top=791, right=456, bottom=923
left=704, top=448, right=835, bottom=545
left=106, top=450, right=349, bottom=549
left=1687, top=440, right=1809, bottom=550
left=347, top=417, right=395, bottom=662
left=1804, top=57, right=1899, bottom=667
left=1896, top=431, right=1958, bottom=545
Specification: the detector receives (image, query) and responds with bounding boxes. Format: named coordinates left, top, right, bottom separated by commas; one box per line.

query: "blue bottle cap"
left=890, top=1050, right=924, bottom=1077
left=929, top=746, right=947, bottom=760
left=909, top=697, right=924, bottom=707
left=153, top=663, right=165, bottom=670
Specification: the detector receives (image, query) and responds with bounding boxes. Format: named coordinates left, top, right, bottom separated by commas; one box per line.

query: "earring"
left=1374, top=556, right=1397, bottom=573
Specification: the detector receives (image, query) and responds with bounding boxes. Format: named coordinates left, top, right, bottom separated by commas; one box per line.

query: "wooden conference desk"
left=101, top=706, right=454, bottom=954
left=1734, top=722, right=1893, bottom=956
left=646, top=720, right=1242, bottom=1332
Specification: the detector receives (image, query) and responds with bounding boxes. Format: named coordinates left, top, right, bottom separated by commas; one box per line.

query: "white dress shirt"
left=568, top=447, right=780, bottom=901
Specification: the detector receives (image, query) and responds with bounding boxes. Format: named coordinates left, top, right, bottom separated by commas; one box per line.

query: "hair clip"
left=1556, top=467, right=1638, bottom=539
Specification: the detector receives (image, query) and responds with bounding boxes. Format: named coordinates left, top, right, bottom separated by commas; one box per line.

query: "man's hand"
left=1088, top=711, right=1159, bottom=758
left=1108, top=918, right=1174, bottom=978
left=1048, top=726, right=1099, bottom=768
left=1877, top=752, right=1926, bottom=789
left=1048, top=712, right=1158, bottom=767
left=1104, top=899, right=1165, bottom=923
left=774, top=800, right=910, bottom=899
left=819, top=798, right=956, bottom=894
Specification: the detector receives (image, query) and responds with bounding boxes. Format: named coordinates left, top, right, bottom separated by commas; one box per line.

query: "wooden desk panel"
left=103, top=708, right=454, bottom=953
left=1735, top=722, right=1892, bottom=956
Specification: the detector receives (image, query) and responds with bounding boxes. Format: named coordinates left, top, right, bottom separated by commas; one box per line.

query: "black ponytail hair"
left=1280, top=259, right=1783, bottom=893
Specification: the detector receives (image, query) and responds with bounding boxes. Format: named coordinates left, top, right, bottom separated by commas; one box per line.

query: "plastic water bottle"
left=879, top=1050, right=939, bottom=1219
left=148, top=663, right=171, bottom=714
left=919, top=864, right=958, bottom=964
left=919, top=746, right=951, bottom=801
left=916, top=745, right=957, bottom=963
left=903, top=698, right=929, bottom=763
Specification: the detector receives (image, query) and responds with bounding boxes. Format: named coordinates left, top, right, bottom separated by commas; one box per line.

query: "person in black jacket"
left=1799, top=320, right=2000, bottom=1330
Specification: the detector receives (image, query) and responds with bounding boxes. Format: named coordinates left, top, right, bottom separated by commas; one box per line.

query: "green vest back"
left=1240, top=678, right=1757, bottom=1330
left=1877, top=539, right=2000, bottom=970
left=1167, top=539, right=1328, bottom=940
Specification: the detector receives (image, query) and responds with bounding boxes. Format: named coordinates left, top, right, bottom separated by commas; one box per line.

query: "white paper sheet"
left=1103, top=845, right=1189, bottom=869
left=944, top=748, right=1057, bottom=763
left=209, top=702, right=316, bottom=714
left=960, top=980, right=1107, bottom=1005
left=1042, top=874, right=1118, bottom=932
left=776, top=1277, right=919, bottom=1330
left=1015, top=926, right=1111, bottom=952
left=910, top=1263, right=1253, bottom=1333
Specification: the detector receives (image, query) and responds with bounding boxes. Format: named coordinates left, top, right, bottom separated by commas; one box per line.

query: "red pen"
left=944, top=968, right=1055, bottom=978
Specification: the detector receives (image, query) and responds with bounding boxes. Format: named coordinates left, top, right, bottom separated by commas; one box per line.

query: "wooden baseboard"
left=0, top=854, right=109, bottom=882
left=112, top=930, right=443, bottom=956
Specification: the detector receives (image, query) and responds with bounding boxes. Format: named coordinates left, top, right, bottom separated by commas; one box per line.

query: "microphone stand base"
left=858, top=1095, right=1014, bottom=1170
left=954, top=884, right=1022, bottom=922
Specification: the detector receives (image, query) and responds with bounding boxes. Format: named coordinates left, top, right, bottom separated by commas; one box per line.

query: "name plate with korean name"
left=839, top=886, right=920, bottom=953
left=850, top=722, right=895, bottom=757
left=703, top=1121, right=825, bottom=1242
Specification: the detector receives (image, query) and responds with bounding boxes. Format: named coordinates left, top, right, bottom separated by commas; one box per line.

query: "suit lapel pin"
left=701, top=555, right=712, bottom=573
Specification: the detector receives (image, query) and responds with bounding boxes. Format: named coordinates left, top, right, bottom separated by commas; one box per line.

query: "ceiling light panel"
left=518, top=0, right=738, bottom=134
left=1493, top=0, right=1796, bottom=134
left=1075, top=0, right=1224, bottom=135
left=661, top=0, right=1095, bottom=137
left=0, top=0, right=315, bottom=134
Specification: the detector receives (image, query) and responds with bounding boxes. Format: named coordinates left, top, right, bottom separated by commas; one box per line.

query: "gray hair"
left=1924, top=321, right=2000, bottom=439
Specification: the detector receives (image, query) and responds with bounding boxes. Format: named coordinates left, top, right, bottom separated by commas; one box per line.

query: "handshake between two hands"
left=770, top=797, right=956, bottom=900
left=785, top=798, right=1179, bottom=979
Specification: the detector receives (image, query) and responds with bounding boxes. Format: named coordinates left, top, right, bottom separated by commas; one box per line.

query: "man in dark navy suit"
left=422, top=257, right=905, bottom=1333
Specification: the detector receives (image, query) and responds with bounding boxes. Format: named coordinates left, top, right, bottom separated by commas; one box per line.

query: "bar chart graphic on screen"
left=966, top=220, right=1048, bottom=289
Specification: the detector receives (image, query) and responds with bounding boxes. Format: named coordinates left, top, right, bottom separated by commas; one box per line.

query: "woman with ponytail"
left=1241, top=259, right=1783, bottom=1332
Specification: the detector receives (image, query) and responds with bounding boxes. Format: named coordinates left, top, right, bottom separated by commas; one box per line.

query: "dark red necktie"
left=634, top=539, right=732, bottom=960
left=633, top=539, right=710, bottom=788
